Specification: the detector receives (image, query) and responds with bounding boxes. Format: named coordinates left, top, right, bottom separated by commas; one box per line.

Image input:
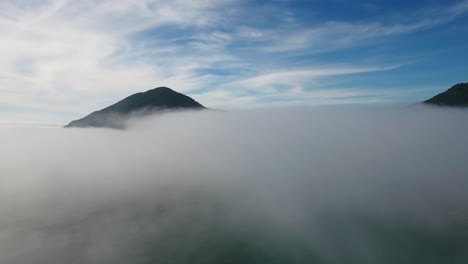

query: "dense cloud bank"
left=1, top=106, right=468, bottom=264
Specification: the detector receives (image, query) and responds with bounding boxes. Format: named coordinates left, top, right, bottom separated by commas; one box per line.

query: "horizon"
left=0, top=0, right=467, bottom=124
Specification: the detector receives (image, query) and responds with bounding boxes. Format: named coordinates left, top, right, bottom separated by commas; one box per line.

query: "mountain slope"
left=424, top=83, right=468, bottom=107
left=65, top=87, right=205, bottom=128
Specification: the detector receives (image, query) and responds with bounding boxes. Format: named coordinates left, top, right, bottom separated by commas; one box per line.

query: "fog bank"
left=1, top=106, right=468, bottom=264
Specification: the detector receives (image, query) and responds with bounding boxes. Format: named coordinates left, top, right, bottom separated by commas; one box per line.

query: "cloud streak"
left=0, top=0, right=467, bottom=123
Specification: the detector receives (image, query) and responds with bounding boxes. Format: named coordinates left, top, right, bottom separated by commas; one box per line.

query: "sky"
left=0, top=0, right=467, bottom=124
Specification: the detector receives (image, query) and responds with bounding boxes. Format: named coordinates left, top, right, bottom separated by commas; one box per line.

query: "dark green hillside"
left=65, top=87, right=205, bottom=128
left=424, top=83, right=468, bottom=107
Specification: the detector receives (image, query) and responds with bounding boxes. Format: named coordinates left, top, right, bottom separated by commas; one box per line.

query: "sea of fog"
left=0, top=106, right=467, bottom=264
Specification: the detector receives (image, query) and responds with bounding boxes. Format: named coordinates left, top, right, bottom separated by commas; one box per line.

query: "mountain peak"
left=145, top=86, right=174, bottom=93
left=424, top=83, right=468, bottom=107
left=65, top=87, right=205, bottom=128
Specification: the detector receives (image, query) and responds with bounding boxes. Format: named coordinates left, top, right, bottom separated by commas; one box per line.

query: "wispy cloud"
left=0, top=0, right=238, bottom=115
left=451, top=0, right=468, bottom=15
left=225, top=65, right=401, bottom=91
left=0, top=0, right=467, bottom=123
left=193, top=64, right=407, bottom=109
left=234, top=2, right=468, bottom=53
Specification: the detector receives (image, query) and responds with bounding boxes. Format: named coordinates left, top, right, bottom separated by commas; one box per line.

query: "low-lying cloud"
left=1, top=106, right=468, bottom=264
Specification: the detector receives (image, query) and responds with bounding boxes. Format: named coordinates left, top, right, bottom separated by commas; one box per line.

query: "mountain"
left=65, top=87, right=206, bottom=128
left=424, top=83, right=468, bottom=107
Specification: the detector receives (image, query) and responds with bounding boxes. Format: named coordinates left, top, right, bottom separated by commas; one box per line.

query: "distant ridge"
left=65, top=87, right=206, bottom=128
left=424, top=83, right=468, bottom=107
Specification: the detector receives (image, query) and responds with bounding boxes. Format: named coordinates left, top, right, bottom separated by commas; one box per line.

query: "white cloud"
left=225, top=65, right=401, bottom=91
left=0, top=0, right=238, bottom=116
left=237, top=1, right=468, bottom=53
left=2, top=108, right=468, bottom=263
left=0, top=0, right=466, bottom=123
left=191, top=64, right=403, bottom=109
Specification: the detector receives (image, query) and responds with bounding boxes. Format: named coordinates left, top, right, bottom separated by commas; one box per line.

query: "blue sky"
left=0, top=0, right=467, bottom=124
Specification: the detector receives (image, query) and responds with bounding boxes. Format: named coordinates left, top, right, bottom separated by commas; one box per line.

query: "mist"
left=1, top=106, right=468, bottom=264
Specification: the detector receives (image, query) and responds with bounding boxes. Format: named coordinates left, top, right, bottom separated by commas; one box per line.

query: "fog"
left=1, top=106, right=468, bottom=264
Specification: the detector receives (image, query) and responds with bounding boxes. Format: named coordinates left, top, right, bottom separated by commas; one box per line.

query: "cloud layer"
left=1, top=107, right=468, bottom=263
